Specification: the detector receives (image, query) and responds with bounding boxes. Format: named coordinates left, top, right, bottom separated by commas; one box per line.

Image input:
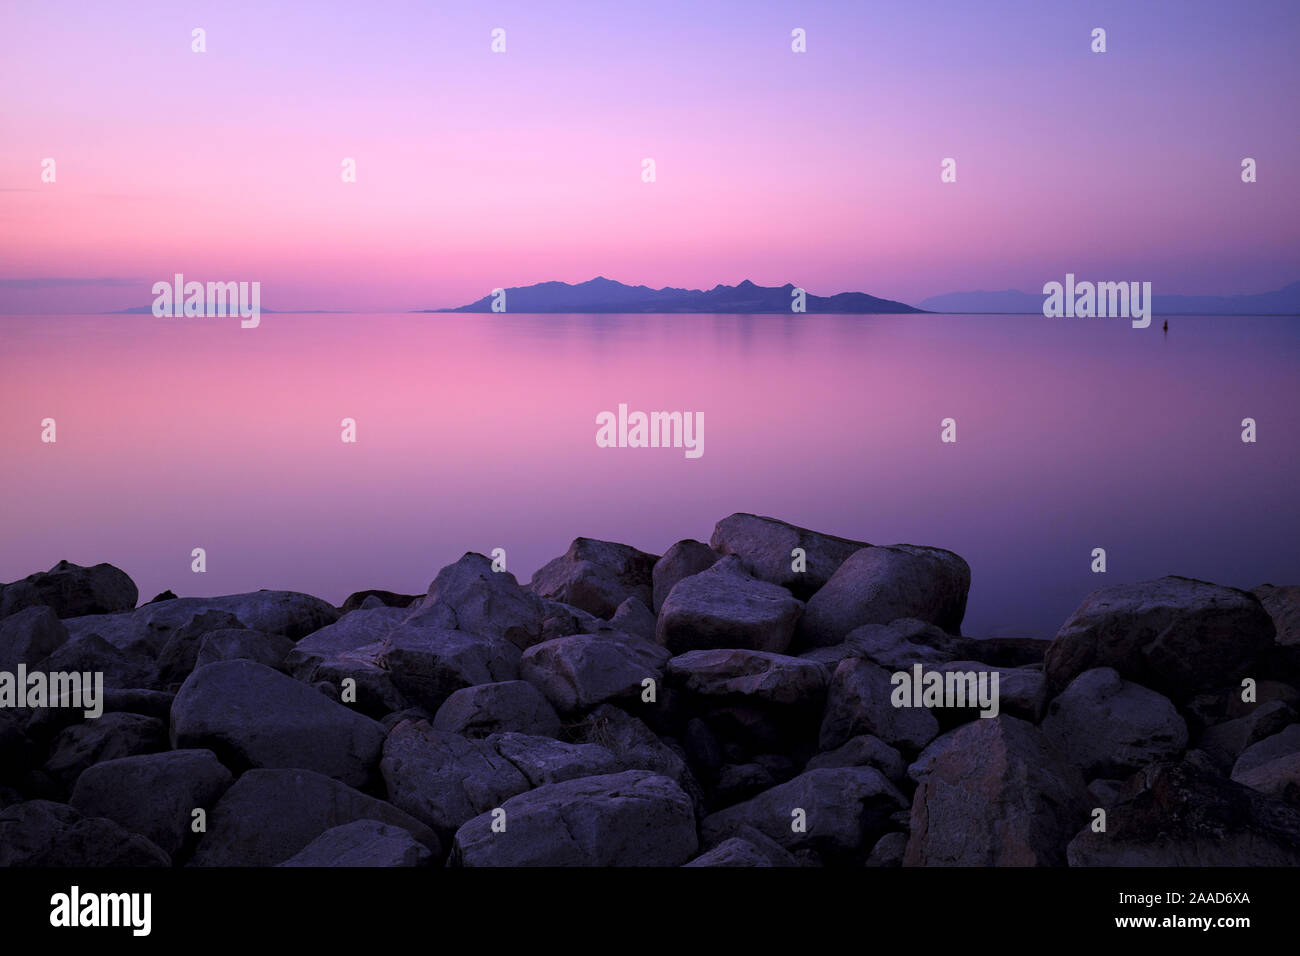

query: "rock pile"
left=2, top=517, right=1297, bottom=867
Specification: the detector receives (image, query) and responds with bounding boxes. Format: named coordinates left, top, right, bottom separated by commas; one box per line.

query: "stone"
left=43, top=713, right=168, bottom=791
left=0, top=560, right=137, bottom=620
left=0, top=605, right=69, bottom=670
left=0, top=799, right=170, bottom=866
left=709, top=513, right=868, bottom=600
left=1041, top=668, right=1188, bottom=779
left=905, top=716, right=1090, bottom=866
left=806, top=734, right=907, bottom=785
left=819, top=658, right=939, bottom=753
left=521, top=632, right=669, bottom=713
left=667, top=649, right=829, bottom=705
left=702, top=766, right=907, bottom=863
left=528, top=538, right=658, bottom=620
left=69, top=749, right=233, bottom=858
left=189, top=767, right=439, bottom=867
left=652, top=539, right=719, bottom=613
left=798, top=545, right=971, bottom=647
left=656, top=557, right=804, bottom=655
left=1044, top=577, right=1275, bottom=699
left=170, top=660, right=387, bottom=787
left=432, top=680, right=562, bottom=738
left=279, top=820, right=434, bottom=867
left=450, top=770, right=697, bottom=867
left=409, top=552, right=546, bottom=649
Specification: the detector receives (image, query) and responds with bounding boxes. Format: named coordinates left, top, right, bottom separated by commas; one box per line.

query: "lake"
left=2, top=312, right=1296, bottom=638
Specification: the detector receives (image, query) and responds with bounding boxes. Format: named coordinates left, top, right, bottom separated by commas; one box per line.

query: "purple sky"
left=2, top=0, right=1297, bottom=312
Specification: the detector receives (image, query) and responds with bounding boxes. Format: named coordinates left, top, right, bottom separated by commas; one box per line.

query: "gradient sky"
left=2, top=0, right=1298, bottom=312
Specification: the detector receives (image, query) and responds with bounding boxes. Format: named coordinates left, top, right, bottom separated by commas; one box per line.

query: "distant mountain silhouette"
left=422, top=277, right=924, bottom=314
left=919, top=281, right=1300, bottom=315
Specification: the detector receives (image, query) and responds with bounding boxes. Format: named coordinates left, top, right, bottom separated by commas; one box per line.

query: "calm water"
left=2, top=312, right=1297, bottom=638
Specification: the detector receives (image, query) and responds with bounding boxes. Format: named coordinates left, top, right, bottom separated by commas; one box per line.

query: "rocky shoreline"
left=1, top=513, right=1298, bottom=867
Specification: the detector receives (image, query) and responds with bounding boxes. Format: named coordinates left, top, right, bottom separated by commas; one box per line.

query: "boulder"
left=488, top=732, right=623, bottom=787
left=529, top=538, right=658, bottom=620
left=340, top=590, right=421, bottom=613
left=1232, top=752, right=1300, bottom=799
left=380, top=720, right=531, bottom=835
left=803, top=618, right=975, bottom=672
left=1232, top=724, right=1300, bottom=777
left=609, top=596, right=657, bottom=643
left=195, top=628, right=295, bottom=671
left=905, top=716, right=1090, bottom=866
left=805, top=734, right=907, bottom=785
left=656, top=557, right=804, bottom=655
left=798, top=546, right=971, bottom=647
left=819, top=658, right=939, bottom=753
left=684, top=837, right=780, bottom=867
left=0, top=560, right=137, bottom=619
left=0, top=605, right=69, bottom=669
left=0, top=799, right=169, bottom=866
left=709, top=513, right=868, bottom=600
left=1197, top=700, right=1296, bottom=772
left=283, top=606, right=409, bottom=715
left=43, top=713, right=168, bottom=790
left=572, top=704, right=702, bottom=804
left=35, top=634, right=156, bottom=695
left=409, top=552, right=546, bottom=649
left=667, top=649, right=829, bottom=705
left=1067, top=751, right=1300, bottom=865
left=155, top=611, right=245, bottom=685
left=450, top=770, right=697, bottom=867
left=432, top=681, right=562, bottom=738
left=1253, top=584, right=1300, bottom=646
left=69, top=749, right=233, bottom=858
left=170, top=660, right=387, bottom=787
left=1042, top=668, right=1188, bottom=779
left=279, top=820, right=434, bottom=867
left=701, top=766, right=907, bottom=863
left=189, top=767, right=439, bottom=867
left=652, top=540, right=719, bottom=613
left=379, top=624, right=522, bottom=712
left=521, top=632, right=670, bottom=714
left=1044, top=577, right=1275, bottom=699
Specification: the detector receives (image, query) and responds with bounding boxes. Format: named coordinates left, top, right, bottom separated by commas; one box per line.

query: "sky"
left=2, top=0, right=1298, bottom=313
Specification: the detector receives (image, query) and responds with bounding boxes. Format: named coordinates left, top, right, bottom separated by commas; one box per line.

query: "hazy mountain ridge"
left=423, top=277, right=925, bottom=314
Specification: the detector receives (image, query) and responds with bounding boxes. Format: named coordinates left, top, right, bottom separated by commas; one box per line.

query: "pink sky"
left=2, top=0, right=1298, bottom=312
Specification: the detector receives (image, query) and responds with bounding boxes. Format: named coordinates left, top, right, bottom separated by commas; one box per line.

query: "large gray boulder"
left=0, top=605, right=69, bottom=669
left=195, top=628, right=295, bottom=671
left=0, top=799, right=170, bottom=866
left=63, top=590, right=339, bottom=659
left=279, top=820, right=434, bottom=867
left=69, top=749, right=233, bottom=858
left=170, top=660, right=387, bottom=787
left=710, top=513, right=868, bottom=600
left=1042, top=668, right=1188, bottom=779
left=450, top=770, right=697, bottom=867
left=408, top=552, right=547, bottom=649
left=379, top=624, right=522, bottom=712
left=1253, top=584, right=1300, bottom=646
left=656, top=557, right=804, bottom=655
left=1197, top=700, right=1296, bottom=772
left=521, top=632, right=670, bottom=714
left=701, top=766, right=907, bottom=863
left=905, top=716, right=1090, bottom=866
left=189, top=767, right=439, bottom=867
left=798, top=545, right=971, bottom=647
left=528, top=538, right=658, bottom=620
left=802, top=618, right=975, bottom=671
left=432, top=680, right=562, bottom=738
left=666, top=649, right=829, bottom=705
left=572, top=704, right=702, bottom=803
left=1067, top=751, right=1300, bottom=865
left=380, top=720, right=531, bottom=836
left=652, top=540, right=719, bottom=613
left=0, top=560, right=137, bottom=620
left=1044, top=577, right=1275, bottom=699
left=818, top=658, right=939, bottom=753
left=43, top=712, right=168, bottom=790
left=489, top=732, right=623, bottom=787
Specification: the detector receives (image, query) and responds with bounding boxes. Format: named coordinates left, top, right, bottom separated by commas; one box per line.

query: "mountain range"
left=420, top=277, right=924, bottom=314
left=918, top=281, right=1300, bottom=315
